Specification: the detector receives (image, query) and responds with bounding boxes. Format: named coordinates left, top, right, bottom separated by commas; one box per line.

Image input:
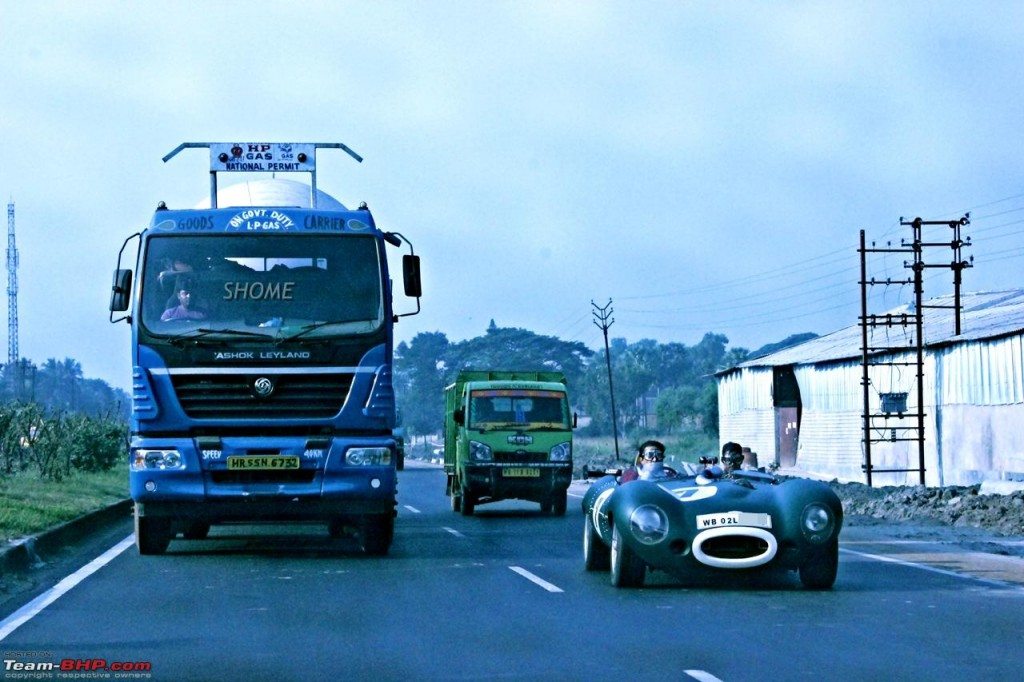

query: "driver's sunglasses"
left=642, top=450, right=664, bottom=461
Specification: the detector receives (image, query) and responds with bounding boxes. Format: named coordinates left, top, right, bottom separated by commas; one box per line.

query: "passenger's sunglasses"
left=642, top=451, right=664, bottom=461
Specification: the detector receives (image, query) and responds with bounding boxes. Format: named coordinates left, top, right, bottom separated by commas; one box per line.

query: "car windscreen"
left=140, top=233, right=383, bottom=338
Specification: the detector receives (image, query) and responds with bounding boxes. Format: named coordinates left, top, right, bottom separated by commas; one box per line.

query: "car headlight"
left=132, top=449, right=184, bottom=471
left=549, top=442, right=572, bottom=461
left=629, top=504, right=669, bottom=545
left=469, top=440, right=492, bottom=462
left=801, top=503, right=834, bottom=542
left=345, top=447, right=392, bottom=466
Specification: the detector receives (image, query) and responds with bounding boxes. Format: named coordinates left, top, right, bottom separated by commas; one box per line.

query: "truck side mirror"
left=453, top=407, right=465, bottom=425
left=109, top=269, right=133, bottom=312
left=403, top=254, right=422, bottom=298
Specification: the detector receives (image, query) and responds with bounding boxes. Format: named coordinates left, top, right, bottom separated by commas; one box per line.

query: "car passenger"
left=720, top=441, right=745, bottom=475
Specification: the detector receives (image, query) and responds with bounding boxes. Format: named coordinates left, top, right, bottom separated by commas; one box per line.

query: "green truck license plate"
left=504, top=467, right=541, bottom=477
left=226, top=456, right=300, bottom=471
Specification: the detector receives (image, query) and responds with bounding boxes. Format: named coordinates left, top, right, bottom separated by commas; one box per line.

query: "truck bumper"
left=463, top=462, right=572, bottom=503
left=129, top=435, right=396, bottom=525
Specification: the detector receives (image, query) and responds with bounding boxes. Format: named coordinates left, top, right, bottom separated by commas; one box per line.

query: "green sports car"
left=582, top=465, right=843, bottom=589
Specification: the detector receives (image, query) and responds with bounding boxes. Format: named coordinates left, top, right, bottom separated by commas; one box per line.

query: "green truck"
left=444, top=370, right=575, bottom=515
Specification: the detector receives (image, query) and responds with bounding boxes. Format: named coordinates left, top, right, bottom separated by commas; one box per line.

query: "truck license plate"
left=695, top=511, right=772, bottom=529
left=226, top=456, right=300, bottom=471
left=504, top=467, right=540, bottom=478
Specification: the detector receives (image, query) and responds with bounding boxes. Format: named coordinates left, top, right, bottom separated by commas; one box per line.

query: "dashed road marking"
left=443, top=526, right=465, bottom=538
left=509, top=566, right=563, bottom=593
left=685, top=670, right=724, bottom=682
left=403, top=505, right=422, bottom=514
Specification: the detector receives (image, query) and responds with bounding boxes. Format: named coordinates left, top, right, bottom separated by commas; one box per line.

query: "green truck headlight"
left=345, top=447, right=392, bottom=466
left=132, top=449, right=185, bottom=471
left=469, top=440, right=492, bottom=462
left=549, top=442, right=571, bottom=461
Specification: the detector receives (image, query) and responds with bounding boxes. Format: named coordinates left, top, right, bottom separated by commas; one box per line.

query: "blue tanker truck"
left=109, top=142, right=421, bottom=555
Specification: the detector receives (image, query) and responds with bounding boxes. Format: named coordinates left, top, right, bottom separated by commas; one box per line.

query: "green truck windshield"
left=141, top=234, right=383, bottom=338
left=469, top=389, right=569, bottom=430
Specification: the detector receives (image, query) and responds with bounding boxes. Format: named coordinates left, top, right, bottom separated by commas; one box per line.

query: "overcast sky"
left=2, top=1, right=1023, bottom=390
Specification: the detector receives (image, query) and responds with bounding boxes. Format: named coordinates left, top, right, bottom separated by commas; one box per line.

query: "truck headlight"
left=469, top=440, right=492, bottom=462
left=549, top=442, right=572, bottom=461
left=800, top=503, right=834, bottom=543
left=629, top=505, right=669, bottom=545
left=345, top=447, right=392, bottom=466
left=132, top=449, right=184, bottom=471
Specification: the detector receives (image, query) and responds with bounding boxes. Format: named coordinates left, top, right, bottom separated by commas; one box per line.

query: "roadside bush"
left=0, top=403, right=127, bottom=481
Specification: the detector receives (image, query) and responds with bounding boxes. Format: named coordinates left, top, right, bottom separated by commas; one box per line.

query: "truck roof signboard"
left=210, top=143, right=317, bottom=173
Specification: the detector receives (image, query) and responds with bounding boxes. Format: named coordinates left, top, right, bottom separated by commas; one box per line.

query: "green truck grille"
left=494, top=450, right=549, bottom=464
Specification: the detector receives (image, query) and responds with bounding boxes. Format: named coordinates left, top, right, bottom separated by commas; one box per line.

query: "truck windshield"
left=140, top=234, right=383, bottom=338
left=469, top=390, right=569, bottom=430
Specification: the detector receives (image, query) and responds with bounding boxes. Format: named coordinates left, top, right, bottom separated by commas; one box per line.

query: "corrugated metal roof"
left=735, top=289, right=1024, bottom=369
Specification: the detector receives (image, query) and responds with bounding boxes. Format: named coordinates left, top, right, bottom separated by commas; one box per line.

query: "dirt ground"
left=826, top=480, right=1024, bottom=537
left=815, top=478, right=1024, bottom=561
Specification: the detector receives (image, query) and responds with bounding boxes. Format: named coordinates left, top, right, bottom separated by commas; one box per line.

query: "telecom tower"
left=7, top=201, right=17, bottom=368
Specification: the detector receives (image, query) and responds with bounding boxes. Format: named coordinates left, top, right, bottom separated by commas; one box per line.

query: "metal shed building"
left=717, top=290, right=1024, bottom=487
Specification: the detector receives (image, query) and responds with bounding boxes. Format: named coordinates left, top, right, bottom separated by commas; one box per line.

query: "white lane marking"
left=443, top=527, right=464, bottom=538
left=509, top=566, right=564, bottom=593
left=0, top=534, right=135, bottom=642
left=567, top=492, right=584, bottom=498
left=403, top=505, right=422, bottom=514
left=686, top=671, right=724, bottom=682
left=840, top=548, right=1024, bottom=591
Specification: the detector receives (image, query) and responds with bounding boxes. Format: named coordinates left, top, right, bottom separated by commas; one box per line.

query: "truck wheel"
left=360, top=515, right=394, bottom=556
left=134, top=509, right=172, bottom=556
left=583, top=513, right=611, bottom=571
left=799, top=538, right=839, bottom=589
left=552, top=490, right=568, bottom=517
left=610, top=524, right=646, bottom=587
left=461, top=488, right=475, bottom=516
left=540, top=498, right=553, bottom=514
left=183, top=522, right=210, bottom=540
left=451, top=492, right=462, bottom=512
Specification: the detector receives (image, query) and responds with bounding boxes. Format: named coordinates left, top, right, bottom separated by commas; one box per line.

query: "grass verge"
left=0, top=467, right=128, bottom=544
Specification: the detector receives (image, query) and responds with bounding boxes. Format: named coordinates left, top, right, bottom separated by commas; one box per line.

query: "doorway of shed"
left=773, top=366, right=801, bottom=467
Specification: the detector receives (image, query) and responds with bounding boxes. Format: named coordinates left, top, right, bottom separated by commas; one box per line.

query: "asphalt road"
left=2, top=462, right=1023, bottom=681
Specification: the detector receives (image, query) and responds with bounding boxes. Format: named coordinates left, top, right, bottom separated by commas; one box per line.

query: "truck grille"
left=171, top=373, right=354, bottom=419
left=209, top=470, right=317, bottom=485
left=494, top=450, right=548, bottom=464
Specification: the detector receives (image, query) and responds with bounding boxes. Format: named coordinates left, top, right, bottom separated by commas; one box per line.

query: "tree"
left=394, top=332, right=451, bottom=439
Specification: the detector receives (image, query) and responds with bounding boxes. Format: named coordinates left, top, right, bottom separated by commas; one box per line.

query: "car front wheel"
left=583, top=513, right=610, bottom=572
left=610, top=523, right=646, bottom=587
left=799, top=538, right=839, bottom=589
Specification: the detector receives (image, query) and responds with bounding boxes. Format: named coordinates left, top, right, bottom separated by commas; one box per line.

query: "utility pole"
left=858, top=214, right=971, bottom=487
left=7, top=201, right=18, bottom=370
left=592, top=299, right=620, bottom=460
